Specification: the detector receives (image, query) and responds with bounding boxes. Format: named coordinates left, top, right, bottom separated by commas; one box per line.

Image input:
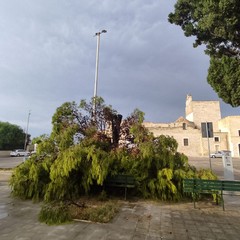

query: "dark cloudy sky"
left=0, top=0, right=239, bottom=138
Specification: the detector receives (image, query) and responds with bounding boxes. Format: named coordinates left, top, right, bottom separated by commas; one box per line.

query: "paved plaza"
left=0, top=170, right=240, bottom=240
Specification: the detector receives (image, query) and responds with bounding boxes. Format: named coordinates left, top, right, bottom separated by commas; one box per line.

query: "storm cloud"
left=0, top=0, right=238, bottom=137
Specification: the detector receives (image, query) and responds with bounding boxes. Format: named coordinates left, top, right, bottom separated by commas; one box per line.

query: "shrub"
left=39, top=202, right=71, bottom=225
left=69, top=201, right=119, bottom=223
left=10, top=97, right=220, bottom=224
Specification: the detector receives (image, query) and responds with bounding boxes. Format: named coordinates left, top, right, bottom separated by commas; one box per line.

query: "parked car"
left=210, top=151, right=224, bottom=158
left=10, top=149, right=30, bottom=157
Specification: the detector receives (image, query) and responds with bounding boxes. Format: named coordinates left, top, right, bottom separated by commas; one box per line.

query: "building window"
left=183, top=138, right=189, bottom=146
left=183, top=123, right=187, bottom=130
left=214, top=136, right=220, bottom=142
left=238, top=130, right=240, bottom=136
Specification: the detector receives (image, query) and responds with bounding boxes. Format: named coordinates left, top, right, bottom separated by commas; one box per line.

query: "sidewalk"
left=0, top=172, right=240, bottom=240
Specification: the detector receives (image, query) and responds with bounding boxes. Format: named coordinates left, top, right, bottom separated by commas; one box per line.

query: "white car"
left=10, top=149, right=30, bottom=157
left=210, top=151, right=223, bottom=158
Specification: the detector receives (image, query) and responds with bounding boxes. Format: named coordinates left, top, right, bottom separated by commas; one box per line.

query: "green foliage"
left=168, top=0, right=240, bottom=57
left=10, top=98, right=220, bottom=225
left=32, top=134, right=49, bottom=145
left=39, top=202, right=71, bottom=225
left=10, top=157, right=50, bottom=201
left=39, top=198, right=119, bottom=225
left=192, top=169, right=219, bottom=203
left=207, top=56, right=240, bottom=107
left=70, top=201, right=119, bottom=223
left=0, top=122, right=26, bottom=150
left=169, top=0, right=240, bottom=106
left=98, top=190, right=108, bottom=201
left=44, top=142, right=114, bottom=202
left=196, top=168, right=218, bottom=180
left=121, top=134, right=197, bottom=201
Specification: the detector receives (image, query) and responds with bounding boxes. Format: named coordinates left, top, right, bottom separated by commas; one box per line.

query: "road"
left=188, top=156, right=240, bottom=180
left=0, top=156, right=24, bottom=169
left=0, top=156, right=240, bottom=180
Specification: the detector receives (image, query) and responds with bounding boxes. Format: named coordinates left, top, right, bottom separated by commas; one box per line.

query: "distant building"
left=143, top=95, right=240, bottom=157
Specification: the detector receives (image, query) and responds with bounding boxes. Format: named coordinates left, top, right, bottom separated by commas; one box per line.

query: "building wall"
left=218, top=116, right=240, bottom=157
left=166, top=128, right=201, bottom=156
left=144, top=123, right=229, bottom=157
left=211, top=132, right=229, bottom=152
left=185, top=95, right=221, bottom=131
left=144, top=122, right=202, bottom=157
left=144, top=95, right=239, bottom=157
left=185, top=95, right=193, bottom=121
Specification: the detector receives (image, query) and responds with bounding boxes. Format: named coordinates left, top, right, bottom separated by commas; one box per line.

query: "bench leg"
left=124, top=187, right=127, bottom=201
left=193, top=193, right=196, bottom=209
left=221, top=190, right=225, bottom=211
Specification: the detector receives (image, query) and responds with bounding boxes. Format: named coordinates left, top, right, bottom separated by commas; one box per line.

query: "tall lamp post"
left=24, top=110, right=31, bottom=151
left=93, top=29, right=107, bottom=115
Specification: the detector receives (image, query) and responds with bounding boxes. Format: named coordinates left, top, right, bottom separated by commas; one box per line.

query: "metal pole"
left=206, top=122, right=212, bottom=170
left=24, top=110, right=31, bottom=150
left=93, top=33, right=100, bottom=101
left=93, top=30, right=107, bottom=117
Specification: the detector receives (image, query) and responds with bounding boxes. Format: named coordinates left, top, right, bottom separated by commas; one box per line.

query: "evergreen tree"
left=168, top=0, right=240, bottom=106
left=0, top=121, right=27, bottom=150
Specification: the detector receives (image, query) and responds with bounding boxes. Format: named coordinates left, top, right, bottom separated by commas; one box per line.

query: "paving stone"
left=1, top=184, right=240, bottom=240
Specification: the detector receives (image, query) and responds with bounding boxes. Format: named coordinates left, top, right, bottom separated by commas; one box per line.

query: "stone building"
left=143, top=95, right=240, bottom=157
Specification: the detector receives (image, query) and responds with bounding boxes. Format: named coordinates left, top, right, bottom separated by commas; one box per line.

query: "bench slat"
left=105, top=174, right=136, bottom=200
left=183, top=179, right=240, bottom=211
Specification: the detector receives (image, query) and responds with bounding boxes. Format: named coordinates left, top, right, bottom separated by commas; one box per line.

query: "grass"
left=38, top=197, right=120, bottom=225
left=69, top=198, right=120, bottom=223
left=39, top=201, right=72, bottom=225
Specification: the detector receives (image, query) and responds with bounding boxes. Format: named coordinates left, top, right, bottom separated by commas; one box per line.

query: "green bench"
left=105, top=174, right=136, bottom=200
left=183, top=179, right=240, bottom=210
